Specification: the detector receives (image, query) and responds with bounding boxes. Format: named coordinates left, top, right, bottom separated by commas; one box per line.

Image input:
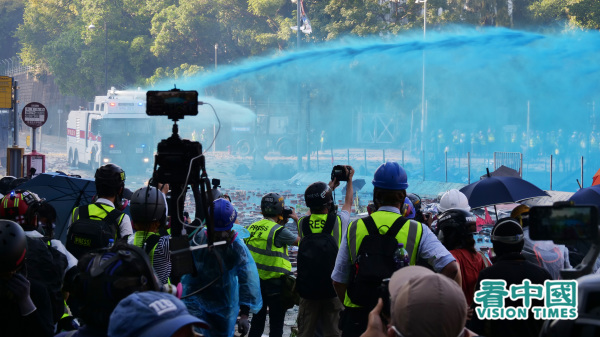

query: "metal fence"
left=295, top=148, right=591, bottom=193
left=1, top=57, right=37, bottom=76
left=494, top=151, right=523, bottom=177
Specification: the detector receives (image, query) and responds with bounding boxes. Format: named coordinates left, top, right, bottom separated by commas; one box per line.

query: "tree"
left=568, top=0, right=600, bottom=29
left=0, top=0, right=25, bottom=61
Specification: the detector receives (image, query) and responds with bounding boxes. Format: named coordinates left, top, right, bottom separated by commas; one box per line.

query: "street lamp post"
left=88, top=21, right=108, bottom=93
left=292, top=0, right=302, bottom=170
left=416, top=0, right=427, bottom=152
left=214, top=43, right=218, bottom=70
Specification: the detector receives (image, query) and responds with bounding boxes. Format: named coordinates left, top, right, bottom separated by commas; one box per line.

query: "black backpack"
left=296, top=214, right=338, bottom=299
left=25, top=237, right=68, bottom=324
left=66, top=203, right=122, bottom=259
left=347, top=215, right=407, bottom=308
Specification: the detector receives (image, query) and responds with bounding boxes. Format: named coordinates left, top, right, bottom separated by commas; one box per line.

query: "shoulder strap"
left=361, top=216, right=379, bottom=236
left=386, top=216, right=408, bottom=238
left=78, top=205, right=89, bottom=219
left=322, top=213, right=336, bottom=236
left=143, top=234, right=161, bottom=256
left=362, top=215, right=407, bottom=238
left=104, top=208, right=122, bottom=225
left=301, top=217, right=311, bottom=236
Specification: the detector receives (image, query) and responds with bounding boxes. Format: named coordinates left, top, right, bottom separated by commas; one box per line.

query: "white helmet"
left=438, top=189, right=470, bottom=213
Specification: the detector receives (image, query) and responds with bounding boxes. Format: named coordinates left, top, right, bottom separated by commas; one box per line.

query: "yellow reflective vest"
left=344, top=211, right=423, bottom=307
left=132, top=231, right=158, bottom=263
left=245, top=219, right=292, bottom=280
left=298, top=214, right=343, bottom=247
left=71, top=203, right=124, bottom=238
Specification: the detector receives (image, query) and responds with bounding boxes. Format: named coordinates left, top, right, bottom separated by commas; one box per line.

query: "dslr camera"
left=331, top=165, right=350, bottom=182
left=282, top=206, right=293, bottom=218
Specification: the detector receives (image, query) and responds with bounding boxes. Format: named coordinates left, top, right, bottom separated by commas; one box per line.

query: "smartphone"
left=146, top=89, right=198, bottom=118
left=529, top=204, right=598, bottom=243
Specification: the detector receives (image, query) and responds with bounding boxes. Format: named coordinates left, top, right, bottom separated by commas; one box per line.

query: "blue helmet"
left=211, top=198, right=237, bottom=231
left=372, top=162, right=408, bottom=190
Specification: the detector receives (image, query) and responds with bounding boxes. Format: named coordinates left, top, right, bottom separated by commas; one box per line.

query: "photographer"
left=245, top=192, right=300, bottom=337
left=296, top=165, right=354, bottom=337
left=471, top=218, right=551, bottom=337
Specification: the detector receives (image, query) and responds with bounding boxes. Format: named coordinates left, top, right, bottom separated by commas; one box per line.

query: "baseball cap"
left=108, top=291, right=209, bottom=337
left=438, top=189, right=470, bottom=213
left=388, top=266, right=467, bottom=337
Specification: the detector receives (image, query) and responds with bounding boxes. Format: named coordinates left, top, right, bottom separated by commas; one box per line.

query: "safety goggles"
left=490, top=234, right=524, bottom=243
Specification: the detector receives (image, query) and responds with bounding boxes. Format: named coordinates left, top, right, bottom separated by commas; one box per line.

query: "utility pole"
left=296, top=0, right=303, bottom=171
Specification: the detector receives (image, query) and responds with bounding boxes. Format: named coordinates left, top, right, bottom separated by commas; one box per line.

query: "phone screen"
left=529, top=205, right=598, bottom=242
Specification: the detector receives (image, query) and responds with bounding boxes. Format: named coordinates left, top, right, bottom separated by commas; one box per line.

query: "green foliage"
left=568, top=0, right=600, bottom=29
left=0, top=0, right=25, bottom=61
left=527, top=0, right=569, bottom=25
left=145, top=63, right=204, bottom=86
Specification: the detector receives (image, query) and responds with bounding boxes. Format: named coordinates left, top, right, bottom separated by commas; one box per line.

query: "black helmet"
left=0, top=220, right=27, bottom=273
left=305, top=182, right=333, bottom=209
left=437, top=209, right=477, bottom=234
left=0, top=176, right=16, bottom=195
left=130, top=186, right=167, bottom=226
left=95, top=163, right=125, bottom=186
left=407, top=193, right=422, bottom=211
left=95, top=164, right=125, bottom=195
left=261, top=192, right=284, bottom=216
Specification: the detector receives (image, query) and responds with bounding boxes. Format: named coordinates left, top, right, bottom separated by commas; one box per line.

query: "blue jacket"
left=182, top=229, right=262, bottom=337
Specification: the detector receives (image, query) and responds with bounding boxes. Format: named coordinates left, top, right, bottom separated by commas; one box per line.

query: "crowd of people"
left=0, top=160, right=595, bottom=337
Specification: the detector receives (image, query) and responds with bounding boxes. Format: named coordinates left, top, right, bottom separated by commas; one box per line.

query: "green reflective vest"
left=71, top=203, right=124, bottom=238
left=298, top=214, right=343, bottom=247
left=245, top=219, right=292, bottom=280
left=344, top=211, right=423, bottom=307
left=132, top=231, right=158, bottom=264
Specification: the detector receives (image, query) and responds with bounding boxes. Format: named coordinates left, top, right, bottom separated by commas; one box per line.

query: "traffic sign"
left=22, top=102, right=48, bottom=128
left=0, top=76, right=12, bottom=109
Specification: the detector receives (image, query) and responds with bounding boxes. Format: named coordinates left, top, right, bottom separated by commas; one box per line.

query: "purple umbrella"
left=460, top=176, right=549, bottom=209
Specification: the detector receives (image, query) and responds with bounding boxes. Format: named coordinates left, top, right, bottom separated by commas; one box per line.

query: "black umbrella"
left=342, top=179, right=366, bottom=194
left=18, top=172, right=96, bottom=243
left=479, top=165, right=520, bottom=179
left=460, top=175, right=548, bottom=210
left=569, top=185, right=600, bottom=208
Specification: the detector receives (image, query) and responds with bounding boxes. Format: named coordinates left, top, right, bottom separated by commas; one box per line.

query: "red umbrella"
left=592, top=168, right=600, bottom=186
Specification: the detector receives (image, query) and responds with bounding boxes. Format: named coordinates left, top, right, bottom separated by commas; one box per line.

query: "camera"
left=529, top=203, right=598, bottom=244
left=379, top=278, right=391, bottom=325
left=146, top=89, right=198, bottom=120
left=283, top=206, right=293, bottom=218
left=331, top=165, right=350, bottom=182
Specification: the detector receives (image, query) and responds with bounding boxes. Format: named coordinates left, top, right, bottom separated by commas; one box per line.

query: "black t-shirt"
left=471, top=252, right=552, bottom=337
